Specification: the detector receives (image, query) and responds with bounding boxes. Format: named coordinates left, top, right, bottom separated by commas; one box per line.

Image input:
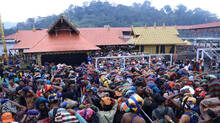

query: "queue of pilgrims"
left=0, top=51, right=219, bottom=123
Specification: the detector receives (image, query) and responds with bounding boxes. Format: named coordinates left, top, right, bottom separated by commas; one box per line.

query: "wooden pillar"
left=158, top=45, right=161, bottom=54
left=174, top=45, right=176, bottom=54
left=37, top=54, right=42, bottom=66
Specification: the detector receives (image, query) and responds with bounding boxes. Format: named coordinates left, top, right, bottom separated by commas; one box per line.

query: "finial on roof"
left=33, top=24, right=36, bottom=32
left=162, top=23, right=166, bottom=29
left=154, top=22, right=156, bottom=29
left=107, top=24, right=110, bottom=31
left=62, top=12, right=66, bottom=19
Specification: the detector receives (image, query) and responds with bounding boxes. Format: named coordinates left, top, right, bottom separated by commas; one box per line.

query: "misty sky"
left=0, top=0, right=219, bottom=22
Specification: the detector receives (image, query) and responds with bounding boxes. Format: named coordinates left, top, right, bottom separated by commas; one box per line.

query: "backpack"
left=184, top=111, right=199, bottom=123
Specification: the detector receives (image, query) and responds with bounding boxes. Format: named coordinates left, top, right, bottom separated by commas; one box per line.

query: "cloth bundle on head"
left=48, top=92, right=62, bottom=104
left=184, top=93, right=193, bottom=97
left=198, top=91, right=207, bottom=98
left=117, top=97, right=130, bottom=112
left=35, top=97, right=48, bottom=109
left=86, top=84, right=97, bottom=94
left=127, top=93, right=144, bottom=112
left=144, top=87, right=153, bottom=96
left=77, top=108, right=95, bottom=120
left=119, top=102, right=130, bottom=112
left=100, top=97, right=115, bottom=111
left=26, top=110, right=40, bottom=121
left=14, top=78, right=19, bottom=83
left=147, top=83, right=160, bottom=94
left=44, top=84, right=54, bottom=91
left=195, top=87, right=204, bottom=93
left=22, top=86, right=32, bottom=92
left=167, top=81, right=175, bottom=88
left=100, top=97, right=113, bottom=106
left=60, top=98, right=78, bottom=109
left=55, top=112, right=78, bottom=123
left=1, top=112, right=15, bottom=123
left=36, top=84, right=54, bottom=97
left=200, top=79, right=207, bottom=86
left=180, top=86, right=195, bottom=95
left=208, top=75, right=217, bottom=81
left=124, top=86, right=137, bottom=98
left=182, top=96, right=196, bottom=109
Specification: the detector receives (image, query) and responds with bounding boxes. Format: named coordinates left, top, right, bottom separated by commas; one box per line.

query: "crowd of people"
left=0, top=51, right=219, bottom=123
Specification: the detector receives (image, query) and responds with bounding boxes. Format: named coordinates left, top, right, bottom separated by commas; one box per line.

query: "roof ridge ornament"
left=107, top=24, right=110, bottom=31
left=154, top=22, right=156, bottom=29
left=163, top=23, right=166, bottom=29
left=62, top=12, right=66, bottom=19
left=33, top=24, right=36, bottom=32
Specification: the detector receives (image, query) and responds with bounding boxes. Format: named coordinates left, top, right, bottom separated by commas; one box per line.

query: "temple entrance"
left=41, top=53, right=88, bottom=66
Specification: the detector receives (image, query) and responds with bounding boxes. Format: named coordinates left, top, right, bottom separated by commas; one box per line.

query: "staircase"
left=202, top=47, right=220, bottom=62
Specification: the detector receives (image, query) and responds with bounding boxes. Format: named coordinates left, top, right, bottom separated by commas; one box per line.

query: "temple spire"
left=107, top=24, right=110, bottom=31
left=131, top=25, right=134, bottom=29
left=62, top=12, right=66, bottom=19
left=162, top=23, right=166, bottom=29
left=154, top=22, right=156, bottom=29
left=33, top=24, right=36, bottom=31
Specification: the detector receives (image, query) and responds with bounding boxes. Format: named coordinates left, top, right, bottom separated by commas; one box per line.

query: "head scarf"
left=127, top=93, right=144, bottom=112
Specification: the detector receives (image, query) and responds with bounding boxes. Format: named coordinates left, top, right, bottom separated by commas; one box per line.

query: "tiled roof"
left=176, top=21, right=220, bottom=29
left=8, top=29, right=47, bottom=49
left=79, top=27, right=129, bottom=46
left=26, top=31, right=100, bottom=53
left=127, top=27, right=185, bottom=45
left=6, top=27, right=129, bottom=51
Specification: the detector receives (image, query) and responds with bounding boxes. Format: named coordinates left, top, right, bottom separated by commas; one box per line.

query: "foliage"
left=3, top=0, right=218, bottom=36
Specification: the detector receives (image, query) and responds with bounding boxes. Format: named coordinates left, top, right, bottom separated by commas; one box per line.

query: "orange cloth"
left=1, top=112, right=15, bottom=123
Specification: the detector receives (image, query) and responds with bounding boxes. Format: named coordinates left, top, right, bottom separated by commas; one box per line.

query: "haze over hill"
left=3, top=22, right=17, bottom=29
left=1, top=1, right=219, bottom=36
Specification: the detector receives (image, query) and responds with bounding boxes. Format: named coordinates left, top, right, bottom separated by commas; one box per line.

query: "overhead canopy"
left=127, top=27, right=185, bottom=45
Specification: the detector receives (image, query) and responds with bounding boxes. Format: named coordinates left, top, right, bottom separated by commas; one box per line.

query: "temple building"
left=127, top=25, right=186, bottom=54
left=6, top=15, right=128, bottom=65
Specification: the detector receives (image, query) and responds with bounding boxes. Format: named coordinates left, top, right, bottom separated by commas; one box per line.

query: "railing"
left=196, top=47, right=220, bottom=62
left=179, top=34, right=220, bottom=38
left=94, top=54, right=174, bottom=70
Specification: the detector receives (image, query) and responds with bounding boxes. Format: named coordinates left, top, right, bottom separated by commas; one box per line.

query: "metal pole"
left=170, top=54, right=173, bottom=66
left=148, top=55, right=151, bottom=68
left=141, top=109, right=153, bottom=123
left=201, top=50, right=204, bottom=60
left=196, top=49, right=200, bottom=61
left=123, top=57, right=125, bottom=69
left=95, top=58, right=98, bottom=69
left=0, top=14, right=8, bottom=61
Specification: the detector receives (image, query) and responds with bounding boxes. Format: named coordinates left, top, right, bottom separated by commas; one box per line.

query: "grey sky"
left=0, top=0, right=219, bottom=22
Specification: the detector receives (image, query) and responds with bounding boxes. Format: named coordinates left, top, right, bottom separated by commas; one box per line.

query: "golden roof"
left=127, top=27, right=185, bottom=45
left=181, top=40, right=192, bottom=45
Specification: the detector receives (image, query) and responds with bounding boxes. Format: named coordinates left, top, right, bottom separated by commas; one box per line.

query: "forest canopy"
left=3, top=0, right=219, bottom=36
